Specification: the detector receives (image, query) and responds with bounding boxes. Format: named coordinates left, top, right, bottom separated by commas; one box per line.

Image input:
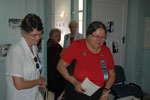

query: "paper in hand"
left=81, top=77, right=100, bottom=96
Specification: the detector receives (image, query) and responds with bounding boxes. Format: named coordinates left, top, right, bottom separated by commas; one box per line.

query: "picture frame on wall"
left=0, top=44, right=11, bottom=57
left=107, top=21, right=114, bottom=33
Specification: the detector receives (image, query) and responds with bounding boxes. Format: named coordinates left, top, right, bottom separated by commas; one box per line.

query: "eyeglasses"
left=34, top=57, right=39, bottom=69
left=29, top=33, right=43, bottom=38
left=91, top=34, right=106, bottom=40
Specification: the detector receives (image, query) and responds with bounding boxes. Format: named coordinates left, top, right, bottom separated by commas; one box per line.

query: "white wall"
left=91, top=0, right=128, bottom=66
left=49, top=0, right=71, bottom=46
left=0, top=0, right=44, bottom=100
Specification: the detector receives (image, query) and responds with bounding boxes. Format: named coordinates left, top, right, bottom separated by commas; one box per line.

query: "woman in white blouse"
left=6, top=13, right=47, bottom=100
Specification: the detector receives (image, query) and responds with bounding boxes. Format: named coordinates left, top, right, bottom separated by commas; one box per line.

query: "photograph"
left=112, top=41, right=118, bottom=53
left=0, top=44, right=11, bottom=57
left=9, top=18, right=22, bottom=28
left=107, top=21, right=114, bottom=33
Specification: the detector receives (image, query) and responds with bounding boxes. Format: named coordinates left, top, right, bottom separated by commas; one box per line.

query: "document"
left=81, top=77, right=100, bottom=96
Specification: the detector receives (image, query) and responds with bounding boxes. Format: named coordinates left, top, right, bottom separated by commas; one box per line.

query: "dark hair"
left=49, top=28, right=61, bottom=38
left=20, top=13, right=43, bottom=33
left=86, top=21, right=107, bottom=37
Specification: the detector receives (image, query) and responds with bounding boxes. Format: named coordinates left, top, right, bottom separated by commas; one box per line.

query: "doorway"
left=91, top=0, right=128, bottom=66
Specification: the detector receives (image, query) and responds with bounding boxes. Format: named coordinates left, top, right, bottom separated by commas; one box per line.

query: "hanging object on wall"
left=60, top=10, right=66, bottom=19
left=112, top=41, right=118, bottom=53
left=107, top=21, right=114, bottom=33
left=0, top=44, right=11, bottom=57
left=8, top=18, right=22, bottom=41
left=55, top=22, right=64, bottom=33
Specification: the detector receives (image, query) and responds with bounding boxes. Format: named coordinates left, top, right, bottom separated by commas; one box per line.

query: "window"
left=78, top=0, right=84, bottom=34
left=72, top=0, right=87, bottom=36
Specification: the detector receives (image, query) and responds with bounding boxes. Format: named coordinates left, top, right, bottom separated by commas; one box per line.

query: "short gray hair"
left=49, top=28, right=61, bottom=38
left=68, top=20, right=78, bottom=28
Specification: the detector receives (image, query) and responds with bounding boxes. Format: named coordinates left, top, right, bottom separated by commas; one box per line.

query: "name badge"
left=101, top=60, right=108, bottom=80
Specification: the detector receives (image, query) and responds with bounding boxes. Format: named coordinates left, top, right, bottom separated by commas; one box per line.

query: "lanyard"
left=36, top=53, right=42, bottom=73
left=101, top=60, right=108, bottom=80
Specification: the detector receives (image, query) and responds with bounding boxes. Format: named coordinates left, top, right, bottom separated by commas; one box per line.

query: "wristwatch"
left=103, top=87, right=110, bottom=92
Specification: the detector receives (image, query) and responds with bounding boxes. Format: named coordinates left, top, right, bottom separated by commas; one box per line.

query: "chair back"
left=114, top=65, right=126, bottom=83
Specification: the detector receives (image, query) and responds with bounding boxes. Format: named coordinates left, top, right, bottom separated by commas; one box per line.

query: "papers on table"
left=81, top=77, right=100, bottom=96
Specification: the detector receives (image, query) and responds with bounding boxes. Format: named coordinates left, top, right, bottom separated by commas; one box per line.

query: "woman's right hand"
left=57, top=58, right=85, bottom=93
left=73, top=79, right=85, bottom=93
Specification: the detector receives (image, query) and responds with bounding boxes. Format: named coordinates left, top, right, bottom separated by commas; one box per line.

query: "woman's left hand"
left=39, top=77, right=47, bottom=88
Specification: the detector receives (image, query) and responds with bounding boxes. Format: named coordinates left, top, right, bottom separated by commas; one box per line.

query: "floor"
left=49, top=91, right=150, bottom=100
left=143, top=93, right=150, bottom=100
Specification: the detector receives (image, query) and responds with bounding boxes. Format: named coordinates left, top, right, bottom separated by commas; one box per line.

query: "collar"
left=20, top=37, right=37, bottom=59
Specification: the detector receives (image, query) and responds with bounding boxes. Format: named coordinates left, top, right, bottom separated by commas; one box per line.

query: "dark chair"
left=111, top=65, right=143, bottom=100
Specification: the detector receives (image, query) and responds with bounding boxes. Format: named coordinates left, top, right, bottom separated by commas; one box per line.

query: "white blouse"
left=63, top=33, right=84, bottom=48
left=6, top=37, right=40, bottom=100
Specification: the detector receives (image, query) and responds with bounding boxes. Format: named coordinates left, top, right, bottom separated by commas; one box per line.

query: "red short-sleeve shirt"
left=62, top=39, right=114, bottom=87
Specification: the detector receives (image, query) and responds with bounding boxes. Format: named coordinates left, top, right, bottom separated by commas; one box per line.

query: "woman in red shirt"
left=57, top=21, right=115, bottom=100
